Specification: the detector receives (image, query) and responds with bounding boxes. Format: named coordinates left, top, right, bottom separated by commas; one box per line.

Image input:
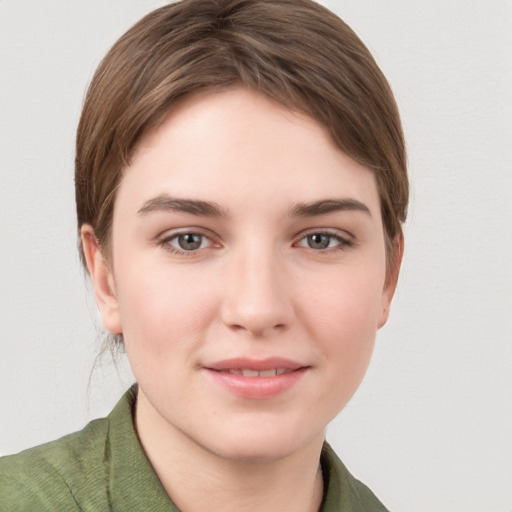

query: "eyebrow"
left=137, top=195, right=227, bottom=217
left=288, top=198, right=372, bottom=217
left=137, top=195, right=370, bottom=219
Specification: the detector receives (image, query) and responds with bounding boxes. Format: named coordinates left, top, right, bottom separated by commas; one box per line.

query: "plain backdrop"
left=1, top=1, right=511, bottom=511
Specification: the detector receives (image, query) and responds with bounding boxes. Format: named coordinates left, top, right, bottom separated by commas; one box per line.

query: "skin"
left=82, top=88, right=402, bottom=511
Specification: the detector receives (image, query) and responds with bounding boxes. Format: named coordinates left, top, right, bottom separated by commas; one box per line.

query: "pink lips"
left=203, top=357, right=309, bottom=399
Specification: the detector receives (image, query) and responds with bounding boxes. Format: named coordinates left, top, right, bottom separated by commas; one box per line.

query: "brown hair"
left=76, top=0, right=408, bottom=267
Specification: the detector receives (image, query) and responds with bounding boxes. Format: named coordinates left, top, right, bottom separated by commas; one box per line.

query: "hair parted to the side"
left=76, top=0, right=408, bottom=271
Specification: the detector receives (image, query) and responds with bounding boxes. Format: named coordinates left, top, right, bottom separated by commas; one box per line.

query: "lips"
left=203, top=358, right=308, bottom=399
left=222, top=368, right=290, bottom=377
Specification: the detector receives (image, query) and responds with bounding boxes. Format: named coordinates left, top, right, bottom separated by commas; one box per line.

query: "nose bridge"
left=221, top=239, right=293, bottom=336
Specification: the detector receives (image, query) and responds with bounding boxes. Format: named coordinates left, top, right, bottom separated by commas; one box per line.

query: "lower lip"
left=203, top=368, right=308, bottom=399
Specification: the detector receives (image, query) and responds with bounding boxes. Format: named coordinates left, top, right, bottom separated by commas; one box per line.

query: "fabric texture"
left=0, top=387, right=389, bottom=511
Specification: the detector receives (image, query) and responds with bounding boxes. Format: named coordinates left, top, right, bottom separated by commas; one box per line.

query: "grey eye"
left=306, top=234, right=332, bottom=249
left=177, top=233, right=203, bottom=250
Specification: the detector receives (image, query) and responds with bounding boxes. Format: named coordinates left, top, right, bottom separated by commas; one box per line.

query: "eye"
left=296, top=232, right=352, bottom=251
left=162, top=232, right=213, bottom=253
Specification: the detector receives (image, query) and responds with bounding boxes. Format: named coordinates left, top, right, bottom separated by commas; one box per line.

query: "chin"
left=198, top=420, right=324, bottom=464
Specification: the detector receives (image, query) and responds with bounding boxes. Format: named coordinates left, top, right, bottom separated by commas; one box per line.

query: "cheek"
left=300, top=268, right=385, bottom=373
left=114, top=260, right=219, bottom=357
left=310, top=288, right=380, bottom=411
left=303, top=264, right=385, bottom=332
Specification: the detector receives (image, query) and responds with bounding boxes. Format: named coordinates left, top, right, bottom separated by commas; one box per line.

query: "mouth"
left=203, top=358, right=309, bottom=399
left=205, top=357, right=307, bottom=375
left=213, top=368, right=294, bottom=377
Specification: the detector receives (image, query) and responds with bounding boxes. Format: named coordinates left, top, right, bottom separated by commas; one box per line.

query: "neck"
left=135, top=390, right=325, bottom=512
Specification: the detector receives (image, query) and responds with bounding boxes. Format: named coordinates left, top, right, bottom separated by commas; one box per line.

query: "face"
left=84, top=88, right=399, bottom=463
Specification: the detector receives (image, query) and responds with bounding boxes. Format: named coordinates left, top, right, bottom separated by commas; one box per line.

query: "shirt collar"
left=108, top=386, right=179, bottom=511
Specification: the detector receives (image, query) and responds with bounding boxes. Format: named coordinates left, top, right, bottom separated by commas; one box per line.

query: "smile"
left=203, top=358, right=308, bottom=399
left=218, top=368, right=291, bottom=377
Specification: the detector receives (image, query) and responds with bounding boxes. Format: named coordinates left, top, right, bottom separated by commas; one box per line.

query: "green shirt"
left=0, top=387, right=389, bottom=511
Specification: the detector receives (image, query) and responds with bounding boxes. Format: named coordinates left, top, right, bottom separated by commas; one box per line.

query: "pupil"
left=309, top=234, right=329, bottom=249
left=179, top=234, right=201, bottom=250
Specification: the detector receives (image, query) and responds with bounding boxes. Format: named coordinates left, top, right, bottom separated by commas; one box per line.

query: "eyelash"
left=160, top=231, right=216, bottom=256
left=159, top=229, right=354, bottom=256
left=294, top=230, right=354, bottom=253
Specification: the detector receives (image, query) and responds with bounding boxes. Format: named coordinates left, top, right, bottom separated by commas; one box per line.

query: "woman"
left=0, top=0, right=407, bottom=510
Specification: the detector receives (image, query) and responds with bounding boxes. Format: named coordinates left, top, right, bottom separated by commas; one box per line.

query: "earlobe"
left=81, top=225, right=122, bottom=334
left=378, top=236, right=404, bottom=329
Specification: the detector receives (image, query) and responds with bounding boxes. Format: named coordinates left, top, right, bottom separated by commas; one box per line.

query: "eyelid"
left=158, top=227, right=221, bottom=255
left=158, top=226, right=218, bottom=241
left=293, top=228, right=355, bottom=250
left=295, top=227, right=354, bottom=241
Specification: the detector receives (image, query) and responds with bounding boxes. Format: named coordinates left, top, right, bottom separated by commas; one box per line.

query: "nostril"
left=229, top=322, right=288, bottom=337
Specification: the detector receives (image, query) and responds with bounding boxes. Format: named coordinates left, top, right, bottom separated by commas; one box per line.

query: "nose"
left=220, top=245, right=294, bottom=338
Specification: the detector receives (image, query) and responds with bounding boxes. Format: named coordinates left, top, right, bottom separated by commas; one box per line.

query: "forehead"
left=120, top=87, right=380, bottom=216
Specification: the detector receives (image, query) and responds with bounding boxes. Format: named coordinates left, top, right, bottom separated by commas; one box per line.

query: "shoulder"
left=0, top=416, right=110, bottom=511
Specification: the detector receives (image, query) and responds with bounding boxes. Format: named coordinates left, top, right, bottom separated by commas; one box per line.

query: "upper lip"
left=204, top=357, right=307, bottom=372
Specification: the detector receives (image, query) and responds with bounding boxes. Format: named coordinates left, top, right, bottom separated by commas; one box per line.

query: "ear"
left=81, top=225, right=122, bottom=334
left=378, top=236, right=404, bottom=329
